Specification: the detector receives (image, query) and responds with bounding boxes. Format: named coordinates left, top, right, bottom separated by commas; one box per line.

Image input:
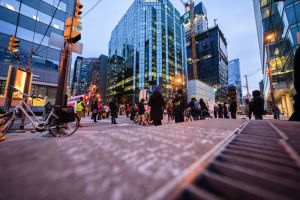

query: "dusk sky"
left=78, top=0, right=263, bottom=94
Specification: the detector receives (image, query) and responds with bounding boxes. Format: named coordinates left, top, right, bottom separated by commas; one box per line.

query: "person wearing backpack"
left=188, top=97, right=199, bottom=120
left=172, top=89, right=187, bottom=123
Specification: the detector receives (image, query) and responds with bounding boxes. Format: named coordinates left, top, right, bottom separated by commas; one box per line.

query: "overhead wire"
left=34, top=0, right=63, bottom=54
left=81, top=0, right=103, bottom=19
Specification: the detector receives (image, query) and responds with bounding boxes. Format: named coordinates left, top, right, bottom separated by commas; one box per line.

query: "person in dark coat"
left=199, top=98, right=210, bottom=119
left=109, top=99, right=118, bottom=124
left=91, top=100, right=99, bottom=123
left=138, top=99, right=146, bottom=125
left=172, top=89, right=186, bottom=123
left=290, top=46, right=300, bottom=121
left=188, top=97, right=199, bottom=120
left=218, top=103, right=224, bottom=118
left=273, top=105, right=280, bottom=120
left=250, top=90, right=264, bottom=120
left=213, top=104, right=219, bottom=119
left=229, top=99, right=238, bottom=119
left=148, top=89, right=165, bottom=126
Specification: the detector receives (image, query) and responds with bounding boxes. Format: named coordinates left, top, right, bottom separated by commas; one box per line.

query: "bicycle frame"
left=15, top=100, right=58, bottom=130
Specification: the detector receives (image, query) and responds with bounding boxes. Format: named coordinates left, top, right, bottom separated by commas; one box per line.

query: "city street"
left=0, top=117, right=245, bottom=200
left=0, top=0, right=300, bottom=199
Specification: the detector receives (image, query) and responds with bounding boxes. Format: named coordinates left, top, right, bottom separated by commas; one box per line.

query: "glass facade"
left=0, top=0, right=73, bottom=105
left=253, top=0, right=299, bottom=116
left=185, top=25, right=229, bottom=102
left=228, top=59, right=242, bottom=102
left=107, top=0, right=187, bottom=104
left=182, top=2, right=208, bottom=45
left=72, top=56, right=97, bottom=95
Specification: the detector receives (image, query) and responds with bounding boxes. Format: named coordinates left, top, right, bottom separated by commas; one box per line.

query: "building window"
left=20, top=3, right=38, bottom=21
left=33, top=32, right=49, bottom=46
left=0, top=0, right=20, bottom=12
left=0, top=20, right=16, bottom=35
left=37, top=10, right=52, bottom=25
left=16, top=26, right=34, bottom=42
left=51, top=18, right=64, bottom=30
left=41, top=0, right=67, bottom=12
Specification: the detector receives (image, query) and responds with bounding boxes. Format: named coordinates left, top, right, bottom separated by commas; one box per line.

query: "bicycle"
left=133, top=111, right=153, bottom=124
left=184, top=107, right=193, bottom=122
left=0, top=86, right=79, bottom=140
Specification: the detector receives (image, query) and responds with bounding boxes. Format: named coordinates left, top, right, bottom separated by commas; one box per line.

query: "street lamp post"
left=265, top=34, right=276, bottom=110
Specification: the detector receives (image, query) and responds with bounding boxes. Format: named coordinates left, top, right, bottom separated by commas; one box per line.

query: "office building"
left=253, top=0, right=299, bottom=116
left=228, top=59, right=242, bottom=102
left=0, top=0, right=74, bottom=106
left=182, top=2, right=208, bottom=44
left=71, top=56, right=99, bottom=96
left=185, top=25, right=228, bottom=102
left=108, top=0, right=187, bottom=104
left=86, top=55, right=108, bottom=102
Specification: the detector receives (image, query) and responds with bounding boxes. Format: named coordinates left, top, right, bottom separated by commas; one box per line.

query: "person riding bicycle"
left=76, top=97, right=85, bottom=127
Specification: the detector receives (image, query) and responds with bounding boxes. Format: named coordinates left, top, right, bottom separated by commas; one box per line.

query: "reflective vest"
left=76, top=101, right=84, bottom=111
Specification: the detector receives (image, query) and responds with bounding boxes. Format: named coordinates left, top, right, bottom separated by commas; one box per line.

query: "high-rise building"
left=108, top=0, right=187, bottom=104
left=0, top=0, right=74, bottom=106
left=253, top=0, right=299, bottom=116
left=71, top=56, right=98, bottom=96
left=87, top=55, right=108, bottom=102
left=228, top=59, right=242, bottom=102
left=182, top=2, right=208, bottom=44
left=185, top=25, right=228, bottom=102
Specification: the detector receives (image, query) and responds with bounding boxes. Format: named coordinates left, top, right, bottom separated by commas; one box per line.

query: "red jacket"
left=98, top=102, right=103, bottom=113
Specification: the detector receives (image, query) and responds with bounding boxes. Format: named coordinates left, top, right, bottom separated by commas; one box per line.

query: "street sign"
left=69, top=42, right=83, bottom=54
left=49, top=32, right=64, bottom=49
left=74, top=22, right=82, bottom=32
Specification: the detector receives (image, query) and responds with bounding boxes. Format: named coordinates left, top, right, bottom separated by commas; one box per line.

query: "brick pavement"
left=0, top=119, right=245, bottom=200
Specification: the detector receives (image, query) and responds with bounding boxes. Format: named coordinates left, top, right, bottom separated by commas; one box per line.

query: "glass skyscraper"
left=182, top=2, right=208, bottom=44
left=228, top=59, right=242, bottom=101
left=253, top=0, right=299, bottom=116
left=0, top=0, right=74, bottom=107
left=185, top=25, right=228, bottom=102
left=108, top=0, right=187, bottom=104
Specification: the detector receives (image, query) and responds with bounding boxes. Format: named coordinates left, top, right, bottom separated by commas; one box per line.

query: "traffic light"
left=8, top=36, right=20, bottom=52
left=74, top=0, right=83, bottom=19
left=63, top=0, right=82, bottom=43
left=64, top=17, right=81, bottom=43
left=91, top=85, right=96, bottom=93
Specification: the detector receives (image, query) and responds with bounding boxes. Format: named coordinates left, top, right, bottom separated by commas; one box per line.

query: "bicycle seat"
left=30, top=95, right=44, bottom=100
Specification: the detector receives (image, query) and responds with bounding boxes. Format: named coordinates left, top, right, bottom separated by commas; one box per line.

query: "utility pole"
left=189, top=0, right=198, bottom=80
left=244, top=74, right=250, bottom=98
left=5, top=36, right=20, bottom=111
left=180, top=0, right=198, bottom=80
left=55, top=0, right=83, bottom=107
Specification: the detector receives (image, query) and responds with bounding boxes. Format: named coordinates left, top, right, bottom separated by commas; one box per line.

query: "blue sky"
left=78, top=0, right=262, bottom=93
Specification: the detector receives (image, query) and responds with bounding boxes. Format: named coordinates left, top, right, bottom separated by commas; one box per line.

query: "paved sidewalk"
left=0, top=119, right=245, bottom=200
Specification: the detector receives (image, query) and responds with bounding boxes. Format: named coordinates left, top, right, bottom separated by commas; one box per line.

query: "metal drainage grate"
left=177, top=121, right=300, bottom=200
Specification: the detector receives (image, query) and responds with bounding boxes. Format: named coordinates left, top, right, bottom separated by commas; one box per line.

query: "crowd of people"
left=74, top=87, right=273, bottom=127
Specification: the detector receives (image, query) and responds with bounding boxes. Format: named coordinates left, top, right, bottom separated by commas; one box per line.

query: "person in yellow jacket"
left=76, top=97, right=85, bottom=127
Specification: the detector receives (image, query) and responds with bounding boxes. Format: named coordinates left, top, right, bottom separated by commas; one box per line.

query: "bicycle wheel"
left=49, top=115, right=79, bottom=137
left=147, top=116, right=153, bottom=124
left=0, top=112, right=15, bottom=139
left=134, top=114, right=139, bottom=123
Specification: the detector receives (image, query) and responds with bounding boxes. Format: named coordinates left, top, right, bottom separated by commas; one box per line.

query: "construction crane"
left=180, top=0, right=198, bottom=80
